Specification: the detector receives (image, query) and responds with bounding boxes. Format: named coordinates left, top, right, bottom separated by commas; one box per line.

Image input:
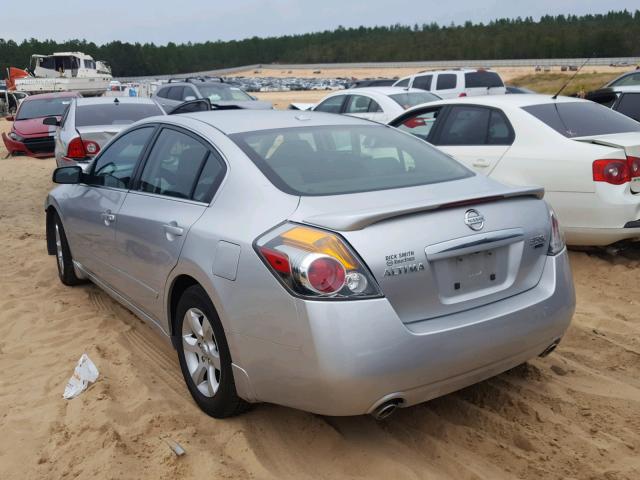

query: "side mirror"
left=5, top=116, right=14, bottom=121
left=52, top=166, right=83, bottom=184
left=43, top=116, right=60, bottom=127
left=184, top=96, right=196, bottom=101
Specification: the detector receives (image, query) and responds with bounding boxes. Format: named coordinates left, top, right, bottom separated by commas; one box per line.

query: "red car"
left=2, top=91, right=80, bottom=158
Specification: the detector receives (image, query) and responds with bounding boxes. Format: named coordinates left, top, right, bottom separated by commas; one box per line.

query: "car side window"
left=369, top=99, right=383, bottom=113
left=167, top=86, right=184, bottom=101
left=315, top=95, right=346, bottom=114
left=183, top=86, right=198, bottom=101
left=616, top=93, right=640, bottom=121
left=156, top=87, right=169, bottom=99
left=436, top=74, right=457, bottom=90
left=192, top=152, right=227, bottom=203
left=90, top=127, right=155, bottom=189
left=345, top=95, right=372, bottom=114
left=395, top=78, right=410, bottom=87
left=412, top=75, right=433, bottom=91
left=138, top=128, right=209, bottom=199
left=487, top=109, right=514, bottom=145
left=586, top=91, right=619, bottom=108
left=396, top=108, right=442, bottom=141
left=611, top=73, right=640, bottom=87
left=437, top=106, right=491, bottom=145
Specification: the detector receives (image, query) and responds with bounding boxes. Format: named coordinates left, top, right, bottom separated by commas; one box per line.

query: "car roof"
left=74, top=97, right=159, bottom=106
left=344, top=87, right=431, bottom=96
left=416, top=93, right=586, bottom=109
left=176, top=109, right=375, bottom=135
left=22, top=91, right=81, bottom=101
left=161, top=81, right=230, bottom=88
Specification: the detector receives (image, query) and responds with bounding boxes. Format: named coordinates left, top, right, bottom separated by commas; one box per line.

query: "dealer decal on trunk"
left=384, top=250, right=425, bottom=277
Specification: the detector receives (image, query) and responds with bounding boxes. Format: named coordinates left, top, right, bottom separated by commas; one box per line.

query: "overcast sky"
left=3, top=0, right=638, bottom=45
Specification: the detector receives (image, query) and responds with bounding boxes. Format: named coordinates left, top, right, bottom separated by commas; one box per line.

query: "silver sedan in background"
left=50, top=96, right=165, bottom=170
left=45, top=111, right=575, bottom=419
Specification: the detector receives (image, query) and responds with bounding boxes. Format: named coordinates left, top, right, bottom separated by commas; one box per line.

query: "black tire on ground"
left=53, top=213, right=84, bottom=286
left=175, top=285, right=250, bottom=418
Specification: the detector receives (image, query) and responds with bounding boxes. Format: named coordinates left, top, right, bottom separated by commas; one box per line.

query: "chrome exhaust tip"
left=371, top=399, right=402, bottom=420
left=539, top=338, right=562, bottom=358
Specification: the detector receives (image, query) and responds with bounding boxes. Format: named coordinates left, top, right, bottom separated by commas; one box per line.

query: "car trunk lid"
left=291, top=176, right=550, bottom=323
left=76, top=124, right=126, bottom=149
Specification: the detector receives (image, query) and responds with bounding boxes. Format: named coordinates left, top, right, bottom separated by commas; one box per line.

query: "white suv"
left=393, top=69, right=506, bottom=99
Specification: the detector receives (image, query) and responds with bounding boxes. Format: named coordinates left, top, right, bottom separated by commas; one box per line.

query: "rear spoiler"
left=304, top=186, right=544, bottom=231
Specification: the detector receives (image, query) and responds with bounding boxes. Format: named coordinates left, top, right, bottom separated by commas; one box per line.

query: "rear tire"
left=175, top=285, right=249, bottom=418
left=53, top=213, right=84, bottom=286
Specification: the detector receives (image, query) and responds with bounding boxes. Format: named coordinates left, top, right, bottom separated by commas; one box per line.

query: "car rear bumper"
left=2, top=132, right=54, bottom=158
left=236, top=249, right=575, bottom=416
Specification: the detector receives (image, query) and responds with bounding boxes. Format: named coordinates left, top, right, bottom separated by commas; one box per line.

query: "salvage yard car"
left=50, top=96, right=165, bottom=169
left=313, top=87, right=440, bottom=123
left=393, top=68, right=506, bottom=98
left=2, top=91, right=80, bottom=158
left=46, top=110, right=575, bottom=419
left=390, top=94, right=640, bottom=246
left=153, top=78, right=272, bottom=113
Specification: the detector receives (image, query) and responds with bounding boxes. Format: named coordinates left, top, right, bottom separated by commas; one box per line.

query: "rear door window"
left=314, top=95, right=346, bottom=114
left=167, top=86, right=184, bottom=101
left=395, top=78, right=410, bottom=88
left=412, top=75, right=433, bottom=91
left=616, top=93, right=640, bottom=122
left=138, top=128, right=209, bottom=199
left=345, top=95, right=372, bottom=114
left=436, top=74, right=457, bottom=91
left=436, top=106, right=491, bottom=145
left=522, top=102, right=640, bottom=137
left=487, top=110, right=514, bottom=145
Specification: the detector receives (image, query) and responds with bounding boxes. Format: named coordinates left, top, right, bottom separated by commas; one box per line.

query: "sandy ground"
left=0, top=116, right=639, bottom=480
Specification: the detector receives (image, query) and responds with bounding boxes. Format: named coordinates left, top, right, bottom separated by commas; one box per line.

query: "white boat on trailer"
left=9, top=52, right=112, bottom=97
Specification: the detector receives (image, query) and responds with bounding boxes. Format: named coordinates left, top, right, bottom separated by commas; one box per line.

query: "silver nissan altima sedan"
left=45, top=110, right=575, bottom=419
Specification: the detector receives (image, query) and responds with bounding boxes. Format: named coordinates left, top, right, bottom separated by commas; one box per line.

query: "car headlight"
left=8, top=132, right=23, bottom=142
left=547, top=207, right=565, bottom=256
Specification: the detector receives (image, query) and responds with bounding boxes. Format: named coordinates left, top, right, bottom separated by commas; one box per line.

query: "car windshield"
left=15, top=97, right=73, bottom=120
left=231, top=125, right=472, bottom=196
left=389, top=92, right=440, bottom=109
left=197, top=85, right=252, bottom=102
left=75, top=103, right=163, bottom=126
left=522, top=101, right=640, bottom=138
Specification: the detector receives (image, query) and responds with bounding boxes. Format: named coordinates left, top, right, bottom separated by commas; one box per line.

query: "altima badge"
left=464, top=209, right=485, bottom=231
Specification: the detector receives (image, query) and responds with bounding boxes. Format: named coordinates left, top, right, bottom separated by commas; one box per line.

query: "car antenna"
left=552, top=54, right=593, bottom=100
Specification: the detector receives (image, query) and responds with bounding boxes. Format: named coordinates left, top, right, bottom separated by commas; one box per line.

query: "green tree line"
left=1, top=10, right=639, bottom=78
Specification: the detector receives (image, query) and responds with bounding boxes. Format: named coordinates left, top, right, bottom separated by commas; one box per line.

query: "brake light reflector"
left=628, top=155, right=640, bottom=177
left=84, top=141, right=100, bottom=155
left=66, top=137, right=86, bottom=159
left=255, top=223, right=381, bottom=299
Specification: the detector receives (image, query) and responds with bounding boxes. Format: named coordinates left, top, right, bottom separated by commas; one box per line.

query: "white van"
left=393, top=68, right=506, bottom=99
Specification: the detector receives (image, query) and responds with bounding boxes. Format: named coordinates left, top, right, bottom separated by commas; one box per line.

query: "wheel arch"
left=45, top=205, right=58, bottom=255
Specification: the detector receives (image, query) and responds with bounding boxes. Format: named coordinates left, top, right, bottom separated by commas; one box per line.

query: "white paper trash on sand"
left=63, top=354, right=99, bottom=399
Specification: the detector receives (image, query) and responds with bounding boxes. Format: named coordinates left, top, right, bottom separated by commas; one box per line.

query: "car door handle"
left=101, top=210, right=116, bottom=225
left=163, top=223, right=184, bottom=237
left=472, top=159, right=491, bottom=168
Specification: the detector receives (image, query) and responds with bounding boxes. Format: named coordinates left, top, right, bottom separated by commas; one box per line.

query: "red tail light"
left=66, top=138, right=100, bottom=159
left=66, top=137, right=86, bottom=159
left=593, top=156, right=640, bottom=185
left=402, top=117, right=426, bottom=129
left=458, top=92, right=467, bottom=97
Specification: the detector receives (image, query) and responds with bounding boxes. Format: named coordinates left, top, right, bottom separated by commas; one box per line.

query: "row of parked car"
left=4, top=68, right=640, bottom=419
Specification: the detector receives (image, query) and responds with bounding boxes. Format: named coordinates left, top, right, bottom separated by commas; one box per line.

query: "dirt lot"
left=0, top=103, right=639, bottom=479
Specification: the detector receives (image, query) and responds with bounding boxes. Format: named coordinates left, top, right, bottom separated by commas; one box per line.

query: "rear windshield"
left=231, top=125, right=472, bottom=196
left=522, top=101, right=640, bottom=138
left=464, top=71, right=504, bottom=88
left=198, top=85, right=252, bottom=102
left=75, top=103, right=163, bottom=127
left=15, top=97, right=73, bottom=120
left=390, top=92, right=440, bottom=109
